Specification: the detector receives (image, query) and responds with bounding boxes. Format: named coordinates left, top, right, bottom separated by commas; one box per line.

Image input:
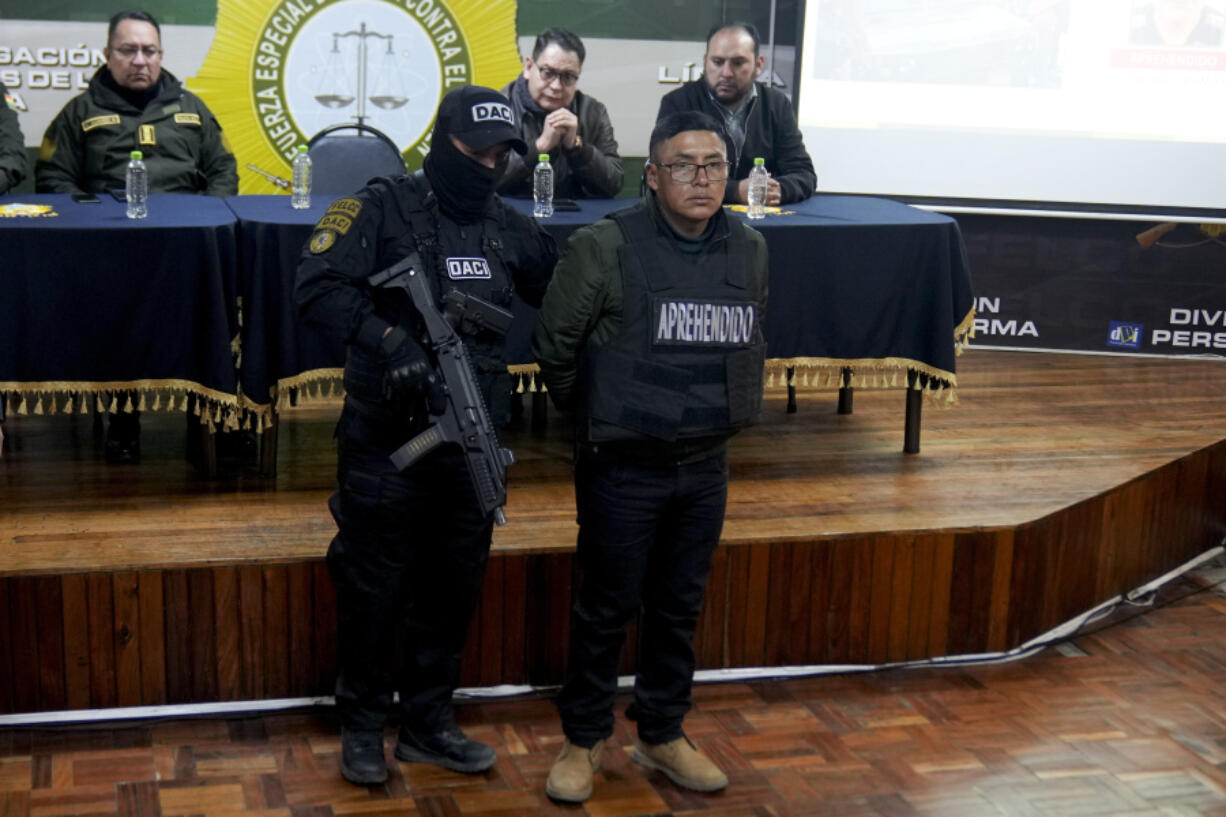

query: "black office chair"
left=306, top=123, right=406, bottom=195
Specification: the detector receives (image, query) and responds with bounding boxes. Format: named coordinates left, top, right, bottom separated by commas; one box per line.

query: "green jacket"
left=0, top=81, right=27, bottom=194
left=532, top=194, right=769, bottom=414
left=35, top=67, right=237, bottom=196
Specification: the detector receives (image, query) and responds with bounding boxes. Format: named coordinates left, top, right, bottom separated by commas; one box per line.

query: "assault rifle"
left=367, top=256, right=517, bottom=525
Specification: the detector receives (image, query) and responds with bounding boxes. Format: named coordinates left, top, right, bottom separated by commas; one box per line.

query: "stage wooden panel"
left=1, top=350, right=1224, bottom=716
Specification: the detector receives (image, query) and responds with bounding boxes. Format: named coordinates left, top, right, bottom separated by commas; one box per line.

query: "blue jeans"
left=558, top=444, right=728, bottom=747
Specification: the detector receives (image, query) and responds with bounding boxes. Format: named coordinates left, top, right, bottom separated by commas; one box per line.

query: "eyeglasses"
left=112, top=45, right=162, bottom=60
left=536, top=65, right=580, bottom=87
left=655, top=161, right=732, bottom=183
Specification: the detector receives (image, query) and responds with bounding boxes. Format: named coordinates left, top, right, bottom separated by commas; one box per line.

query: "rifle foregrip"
left=472, top=457, right=502, bottom=514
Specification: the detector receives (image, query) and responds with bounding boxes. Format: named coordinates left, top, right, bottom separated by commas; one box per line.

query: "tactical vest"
left=344, top=172, right=517, bottom=424
left=584, top=205, right=766, bottom=443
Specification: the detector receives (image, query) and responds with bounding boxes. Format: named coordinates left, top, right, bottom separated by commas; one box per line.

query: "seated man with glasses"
left=36, top=9, right=237, bottom=198
left=532, top=110, right=768, bottom=803
left=35, top=9, right=238, bottom=464
left=499, top=27, right=623, bottom=199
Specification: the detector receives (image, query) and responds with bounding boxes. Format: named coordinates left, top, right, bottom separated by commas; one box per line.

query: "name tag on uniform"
left=446, top=257, right=492, bottom=279
left=81, top=115, right=120, bottom=132
left=653, top=299, right=756, bottom=347
left=174, top=113, right=202, bottom=126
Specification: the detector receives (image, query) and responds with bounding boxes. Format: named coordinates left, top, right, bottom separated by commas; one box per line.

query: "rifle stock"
left=367, top=256, right=516, bottom=525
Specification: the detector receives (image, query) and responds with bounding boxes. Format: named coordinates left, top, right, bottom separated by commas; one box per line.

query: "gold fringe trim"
left=0, top=379, right=245, bottom=430
left=507, top=363, right=545, bottom=394
left=766, top=357, right=957, bottom=389
left=953, top=306, right=976, bottom=355
left=765, top=357, right=960, bottom=409
left=3, top=351, right=967, bottom=425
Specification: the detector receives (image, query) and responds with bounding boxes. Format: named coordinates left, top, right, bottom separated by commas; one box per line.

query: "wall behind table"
left=1, top=1, right=790, bottom=196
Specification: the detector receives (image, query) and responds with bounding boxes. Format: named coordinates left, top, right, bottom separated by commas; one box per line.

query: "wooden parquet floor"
left=2, top=566, right=1226, bottom=817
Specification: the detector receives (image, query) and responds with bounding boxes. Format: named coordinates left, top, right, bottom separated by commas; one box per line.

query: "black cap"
left=436, top=85, right=528, bottom=155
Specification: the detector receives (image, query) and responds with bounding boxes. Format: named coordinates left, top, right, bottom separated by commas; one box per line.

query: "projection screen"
left=796, top=0, right=1226, bottom=212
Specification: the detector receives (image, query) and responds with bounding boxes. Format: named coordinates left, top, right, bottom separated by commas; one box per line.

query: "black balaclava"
left=422, top=85, right=525, bottom=224
left=423, top=129, right=504, bottom=224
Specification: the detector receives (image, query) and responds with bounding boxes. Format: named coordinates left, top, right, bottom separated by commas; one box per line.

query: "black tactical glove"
left=380, top=327, right=432, bottom=398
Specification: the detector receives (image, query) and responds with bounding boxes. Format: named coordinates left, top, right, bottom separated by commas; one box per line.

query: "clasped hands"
left=536, top=108, right=579, bottom=153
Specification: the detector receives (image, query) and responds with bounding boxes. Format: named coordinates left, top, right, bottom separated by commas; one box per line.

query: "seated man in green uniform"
left=36, top=9, right=237, bottom=197
left=0, top=81, right=28, bottom=194
left=35, top=9, right=239, bottom=462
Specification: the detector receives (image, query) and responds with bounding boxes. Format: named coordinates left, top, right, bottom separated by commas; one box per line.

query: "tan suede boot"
left=631, top=735, right=728, bottom=792
left=545, top=739, right=604, bottom=803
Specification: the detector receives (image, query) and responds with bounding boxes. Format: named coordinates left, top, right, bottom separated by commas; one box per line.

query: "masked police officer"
left=533, top=110, right=768, bottom=802
left=296, top=85, right=557, bottom=786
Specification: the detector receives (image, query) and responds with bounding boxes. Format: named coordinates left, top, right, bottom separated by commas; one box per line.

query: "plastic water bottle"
left=125, top=150, right=147, bottom=219
left=291, top=145, right=312, bottom=209
left=533, top=154, right=553, bottom=218
left=747, top=157, right=768, bottom=220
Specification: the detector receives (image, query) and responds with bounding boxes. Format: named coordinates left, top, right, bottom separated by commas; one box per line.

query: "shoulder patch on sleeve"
left=308, top=229, right=337, bottom=254
left=327, top=198, right=363, bottom=218
left=81, top=114, right=121, bottom=132
left=316, top=212, right=353, bottom=235
left=174, top=112, right=202, bottom=126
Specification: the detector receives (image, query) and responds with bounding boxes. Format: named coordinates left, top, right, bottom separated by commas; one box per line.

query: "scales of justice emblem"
left=192, top=0, right=522, bottom=192
left=314, top=21, right=417, bottom=127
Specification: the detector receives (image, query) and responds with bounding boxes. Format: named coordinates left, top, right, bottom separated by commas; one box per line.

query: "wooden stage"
left=1, top=350, right=1224, bottom=717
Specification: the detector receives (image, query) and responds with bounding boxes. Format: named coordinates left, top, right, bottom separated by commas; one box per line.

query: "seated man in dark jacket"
left=499, top=27, right=623, bottom=199
left=657, top=22, right=816, bottom=206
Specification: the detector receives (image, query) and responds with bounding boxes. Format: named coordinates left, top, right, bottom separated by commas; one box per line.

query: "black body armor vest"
left=584, top=205, right=766, bottom=443
left=344, top=172, right=516, bottom=424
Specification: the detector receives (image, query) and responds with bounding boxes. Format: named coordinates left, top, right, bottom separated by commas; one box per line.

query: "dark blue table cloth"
left=226, top=194, right=974, bottom=418
left=0, top=194, right=240, bottom=424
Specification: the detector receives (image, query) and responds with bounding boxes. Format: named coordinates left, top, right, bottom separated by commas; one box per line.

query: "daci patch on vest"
left=654, top=299, right=757, bottom=347
left=308, top=199, right=362, bottom=254
left=446, top=257, right=492, bottom=280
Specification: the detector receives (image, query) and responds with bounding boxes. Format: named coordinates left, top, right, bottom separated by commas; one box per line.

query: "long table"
left=0, top=193, right=973, bottom=465
left=229, top=194, right=974, bottom=456
left=0, top=194, right=241, bottom=434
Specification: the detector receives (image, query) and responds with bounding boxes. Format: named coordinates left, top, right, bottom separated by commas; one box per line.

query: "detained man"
left=532, top=110, right=769, bottom=802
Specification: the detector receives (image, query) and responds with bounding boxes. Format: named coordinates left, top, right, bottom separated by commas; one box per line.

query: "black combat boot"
left=394, top=723, right=496, bottom=773
left=341, top=728, right=387, bottom=785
